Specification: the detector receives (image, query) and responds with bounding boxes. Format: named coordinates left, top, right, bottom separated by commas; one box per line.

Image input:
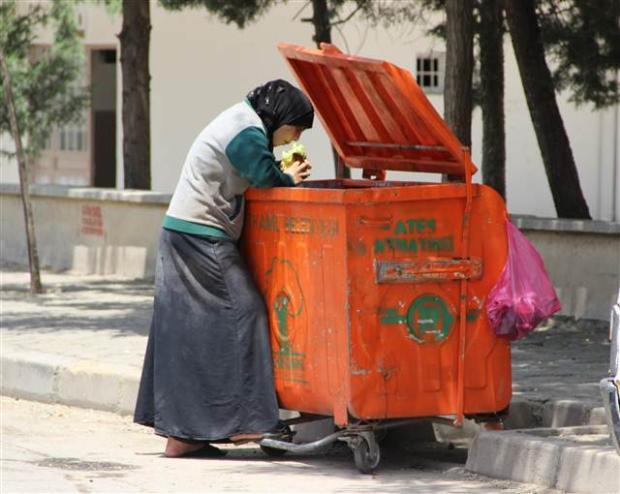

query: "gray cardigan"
left=166, top=101, right=294, bottom=241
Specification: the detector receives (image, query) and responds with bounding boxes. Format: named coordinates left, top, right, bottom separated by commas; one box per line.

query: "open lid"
left=278, top=43, right=476, bottom=177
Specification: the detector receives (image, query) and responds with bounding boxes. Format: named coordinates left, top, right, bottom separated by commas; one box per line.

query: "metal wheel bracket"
left=340, top=430, right=381, bottom=474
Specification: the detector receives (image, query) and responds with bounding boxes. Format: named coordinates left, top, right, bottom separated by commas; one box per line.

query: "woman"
left=134, top=80, right=314, bottom=458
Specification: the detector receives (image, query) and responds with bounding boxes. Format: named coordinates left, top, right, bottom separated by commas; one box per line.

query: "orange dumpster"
left=243, top=43, right=511, bottom=473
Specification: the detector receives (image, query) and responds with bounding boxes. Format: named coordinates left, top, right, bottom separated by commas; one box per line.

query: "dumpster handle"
left=259, top=417, right=458, bottom=454
left=259, top=430, right=346, bottom=454
left=358, top=215, right=393, bottom=227
left=454, top=149, right=474, bottom=427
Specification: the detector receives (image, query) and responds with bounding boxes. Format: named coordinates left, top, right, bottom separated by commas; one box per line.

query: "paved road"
left=0, top=397, right=558, bottom=493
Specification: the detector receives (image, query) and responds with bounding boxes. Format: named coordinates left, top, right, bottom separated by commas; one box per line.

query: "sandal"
left=229, top=432, right=265, bottom=443
left=229, top=422, right=293, bottom=444
left=165, top=443, right=227, bottom=458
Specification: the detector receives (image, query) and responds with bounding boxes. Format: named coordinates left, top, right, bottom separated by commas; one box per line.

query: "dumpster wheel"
left=347, top=431, right=380, bottom=474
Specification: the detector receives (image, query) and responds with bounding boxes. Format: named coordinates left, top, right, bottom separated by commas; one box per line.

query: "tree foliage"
left=159, top=0, right=374, bottom=35
left=537, top=0, right=620, bottom=108
left=0, top=0, right=88, bottom=160
left=159, top=0, right=274, bottom=28
left=402, top=0, right=619, bottom=109
left=0, top=0, right=85, bottom=293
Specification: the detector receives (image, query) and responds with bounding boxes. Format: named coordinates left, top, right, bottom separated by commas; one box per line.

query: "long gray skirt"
left=133, top=228, right=279, bottom=441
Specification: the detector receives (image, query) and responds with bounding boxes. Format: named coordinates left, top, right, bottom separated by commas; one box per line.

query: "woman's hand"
left=285, top=159, right=312, bottom=185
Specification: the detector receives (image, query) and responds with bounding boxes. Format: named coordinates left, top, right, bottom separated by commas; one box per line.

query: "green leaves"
left=537, top=0, right=620, bottom=108
left=158, top=0, right=275, bottom=28
left=0, top=0, right=88, bottom=159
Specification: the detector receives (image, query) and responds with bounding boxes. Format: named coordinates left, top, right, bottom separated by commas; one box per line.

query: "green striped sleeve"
left=225, top=126, right=295, bottom=188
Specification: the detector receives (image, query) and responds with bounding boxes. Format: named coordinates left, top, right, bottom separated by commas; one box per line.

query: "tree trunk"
left=444, top=0, right=474, bottom=147
left=0, top=47, right=43, bottom=294
left=311, top=0, right=350, bottom=179
left=119, top=0, right=151, bottom=189
left=479, top=0, right=506, bottom=199
left=311, top=0, right=331, bottom=46
left=505, top=0, right=590, bottom=218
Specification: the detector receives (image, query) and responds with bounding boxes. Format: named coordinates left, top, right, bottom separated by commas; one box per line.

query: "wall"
left=512, top=216, right=620, bottom=320
left=2, top=185, right=618, bottom=320
left=0, top=185, right=167, bottom=279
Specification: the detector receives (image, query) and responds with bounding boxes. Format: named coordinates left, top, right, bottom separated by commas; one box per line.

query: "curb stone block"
left=56, top=361, right=132, bottom=413
left=1, top=352, right=142, bottom=416
left=117, top=376, right=140, bottom=415
left=466, top=427, right=620, bottom=493
left=587, top=407, right=607, bottom=426
left=556, top=444, right=620, bottom=493
left=543, top=400, right=590, bottom=427
left=466, top=430, right=560, bottom=487
left=0, top=352, right=71, bottom=402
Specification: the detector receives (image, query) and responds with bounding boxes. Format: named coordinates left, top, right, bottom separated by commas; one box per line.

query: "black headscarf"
left=246, top=80, right=314, bottom=148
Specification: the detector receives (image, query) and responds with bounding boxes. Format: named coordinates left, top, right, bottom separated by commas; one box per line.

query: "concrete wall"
left=2, top=185, right=618, bottom=320
left=0, top=185, right=167, bottom=279
left=511, top=216, right=620, bottom=321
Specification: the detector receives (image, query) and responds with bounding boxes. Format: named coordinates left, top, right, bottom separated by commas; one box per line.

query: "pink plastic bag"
left=486, top=221, right=561, bottom=340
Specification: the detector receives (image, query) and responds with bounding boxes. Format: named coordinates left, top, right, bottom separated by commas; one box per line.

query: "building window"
left=59, top=122, right=88, bottom=152
left=37, top=43, right=88, bottom=153
left=31, top=43, right=91, bottom=186
left=415, top=52, right=445, bottom=94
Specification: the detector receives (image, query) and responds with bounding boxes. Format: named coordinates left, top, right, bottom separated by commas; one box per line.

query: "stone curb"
left=465, top=426, right=620, bottom=493
left=0, top=351, right=140, bottom=416
left=1, top=350, right=606, bottom=429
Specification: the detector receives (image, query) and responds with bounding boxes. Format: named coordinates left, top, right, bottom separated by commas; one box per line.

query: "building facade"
left=1, top=1, right=618, bottom=221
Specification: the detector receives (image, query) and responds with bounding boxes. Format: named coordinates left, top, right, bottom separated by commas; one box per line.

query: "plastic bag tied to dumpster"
left=486, top=221, right=561, bottom=340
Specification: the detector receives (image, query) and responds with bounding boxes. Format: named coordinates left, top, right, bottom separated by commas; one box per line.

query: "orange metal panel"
left=242, top=182, right=510, bottom=426
left=278, top=43, right=477, bottom=177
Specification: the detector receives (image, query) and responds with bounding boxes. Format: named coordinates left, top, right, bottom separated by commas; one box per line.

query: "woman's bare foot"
left=164, top=436, right=205, bottom=457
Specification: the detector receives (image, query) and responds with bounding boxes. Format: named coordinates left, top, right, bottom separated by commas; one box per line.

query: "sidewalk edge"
left=1, top=352, right=139, bottom=416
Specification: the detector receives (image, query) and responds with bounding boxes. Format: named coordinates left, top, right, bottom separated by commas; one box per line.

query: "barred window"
left=415, top=53, right=445, bottom=94
left=30, top=45, right=89, bottom=153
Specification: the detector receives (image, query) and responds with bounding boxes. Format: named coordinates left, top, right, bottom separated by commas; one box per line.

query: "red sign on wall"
left=81, top=204, right=104, bottom=236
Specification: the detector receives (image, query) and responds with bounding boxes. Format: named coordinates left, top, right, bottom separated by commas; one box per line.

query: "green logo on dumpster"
left=265, top=258, right=306, bottom=380
left=407, top=294, right=454, bottom=343
left=380, top=294, right=454, bottom=344
left=273, top=289, right=304, bottom=367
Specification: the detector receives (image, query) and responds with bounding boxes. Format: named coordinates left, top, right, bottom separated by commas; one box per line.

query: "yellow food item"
left=280, top=142, right=307, bottom=170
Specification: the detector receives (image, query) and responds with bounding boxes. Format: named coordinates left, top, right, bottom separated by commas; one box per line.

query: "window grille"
left=415, top=53, right=445, bottom=94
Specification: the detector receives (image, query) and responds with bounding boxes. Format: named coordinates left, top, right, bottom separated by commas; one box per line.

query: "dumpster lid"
left=278, top=43, right=476, bottom=177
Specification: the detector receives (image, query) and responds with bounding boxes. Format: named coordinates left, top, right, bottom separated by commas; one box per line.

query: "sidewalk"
left=1, top=268, right=618, bottom=492
left=1, top=269, right=150, bottom=414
